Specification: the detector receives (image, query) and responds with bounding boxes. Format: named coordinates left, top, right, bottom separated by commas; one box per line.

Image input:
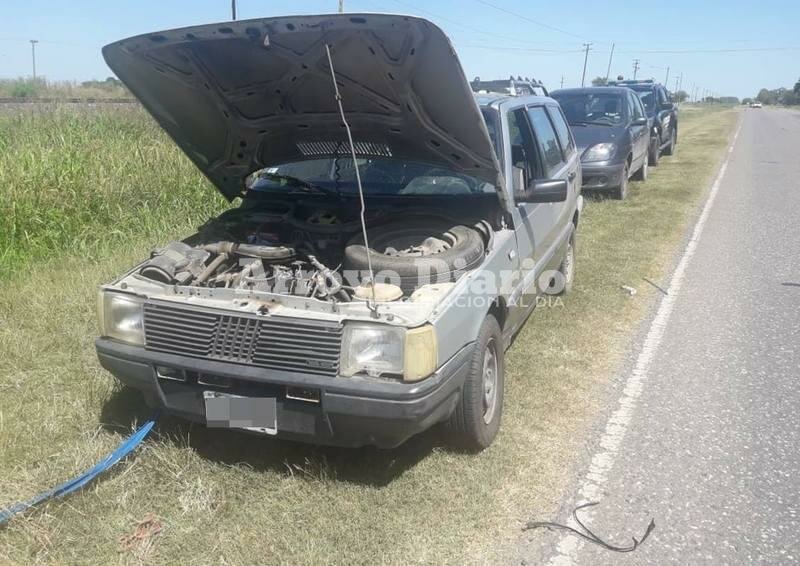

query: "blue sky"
left=2, top=0, right=798, bottom=98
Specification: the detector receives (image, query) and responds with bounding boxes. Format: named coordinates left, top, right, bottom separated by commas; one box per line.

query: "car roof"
left=550, top=87, right=631, bottom=96
left=476, top=93, right=556, bottom=109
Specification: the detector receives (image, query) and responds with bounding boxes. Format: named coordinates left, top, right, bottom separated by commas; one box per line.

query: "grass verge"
left=0, top=105, right=737, bottom=563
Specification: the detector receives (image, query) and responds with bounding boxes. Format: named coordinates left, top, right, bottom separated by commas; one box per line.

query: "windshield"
left=246, top=157, right=495, bottom=197
left=552, top=93, right=626, bottom=126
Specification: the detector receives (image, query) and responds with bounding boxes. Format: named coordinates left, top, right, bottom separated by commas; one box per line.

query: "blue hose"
left=0, top=414, right=158, bottom=525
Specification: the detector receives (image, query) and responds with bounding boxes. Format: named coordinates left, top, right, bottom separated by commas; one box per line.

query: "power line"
left=474, top=0, right=596, bottom=42
left=618, top=46, right=800, bottom=54
left=457, top=44, right=582, bottom=53
left=385, top=0, right=573, bottom=47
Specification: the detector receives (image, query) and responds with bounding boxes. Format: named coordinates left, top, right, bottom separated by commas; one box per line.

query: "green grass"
left=0, top=105, right=737, bottom=563
left=0, top=105, right=226, bottom=279
left=0, top=78, right=130, bottom=100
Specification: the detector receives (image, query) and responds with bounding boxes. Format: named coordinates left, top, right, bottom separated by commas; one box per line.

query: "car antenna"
left=324, top=43, right=379, bottom=317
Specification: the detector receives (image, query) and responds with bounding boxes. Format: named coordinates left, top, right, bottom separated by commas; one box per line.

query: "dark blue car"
left=550, top=87, right=650, bottom=199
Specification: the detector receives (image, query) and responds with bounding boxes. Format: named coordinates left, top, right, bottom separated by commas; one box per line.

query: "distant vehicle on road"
left=551, top=87, right=650, bottom=199
left=749, top=101, right=763, bottom=108
left=609, top=79, right=678, bottom=166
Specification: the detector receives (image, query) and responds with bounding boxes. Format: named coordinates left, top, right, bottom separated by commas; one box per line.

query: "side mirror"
left=516, top=179, right=568, bottom=203
left=632, top=117, right=648, bottom=126
left=660, top=102, right=675, bottom=110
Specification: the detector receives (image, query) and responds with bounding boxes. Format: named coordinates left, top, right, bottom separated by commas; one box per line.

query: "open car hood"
left=103, top=14, right=505, bottom=204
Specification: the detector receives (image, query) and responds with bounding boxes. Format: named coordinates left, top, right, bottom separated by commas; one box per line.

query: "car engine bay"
left=133, top=201, right=496, bottom=304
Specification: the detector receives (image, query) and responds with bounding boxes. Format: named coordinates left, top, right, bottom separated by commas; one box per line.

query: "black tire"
left=613, top=163, right=629, bottom=200
left=447, top=314, right=504, bottom=450
left=663, top=128, right=677, bottom=156
left=344, top=221, right=485, bottom=292
left=555, top=230, right=576, bottom=295
left=648, top=135, right=660, bottom=166
left=633, top=155, right=648, bottom=182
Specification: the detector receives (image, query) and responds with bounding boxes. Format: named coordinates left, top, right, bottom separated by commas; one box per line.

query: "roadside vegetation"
left=0, top=77, right=130, bottom=100
left=0, top=103, right=736, bottom=563
left=0, top=105, right=226, bottom=279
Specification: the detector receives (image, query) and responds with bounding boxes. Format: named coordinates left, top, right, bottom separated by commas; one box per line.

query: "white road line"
left=547, top=119, right=744, bottom=566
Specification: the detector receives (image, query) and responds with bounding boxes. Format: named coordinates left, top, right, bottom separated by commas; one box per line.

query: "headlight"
left=340, top=323, right=437, bottom=382
left=99, top=292, right=144, bottom=346
left=582, top=143, right=616, bottom=162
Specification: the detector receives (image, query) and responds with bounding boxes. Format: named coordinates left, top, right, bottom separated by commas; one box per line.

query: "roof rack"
left=470, top=76, right=549, bottom=97
left=607, top=79, right=656, bottom=86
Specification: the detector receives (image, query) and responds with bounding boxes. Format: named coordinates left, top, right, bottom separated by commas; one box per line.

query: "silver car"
left=96, top=13, right=582, bottom=450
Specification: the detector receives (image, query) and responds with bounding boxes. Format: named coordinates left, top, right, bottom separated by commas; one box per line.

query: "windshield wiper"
left=256, top=173, right=343, bottom=199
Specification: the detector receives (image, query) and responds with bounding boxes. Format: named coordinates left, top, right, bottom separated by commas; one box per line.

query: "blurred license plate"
left=203, top=391, right=277, bottom=435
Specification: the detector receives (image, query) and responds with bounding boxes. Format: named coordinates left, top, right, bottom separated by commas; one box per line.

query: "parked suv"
left=97, top=14, right=582, bottom=450
left=551, top=87, right=650, bottom=199
left=609, top=79, right=678, bottom=165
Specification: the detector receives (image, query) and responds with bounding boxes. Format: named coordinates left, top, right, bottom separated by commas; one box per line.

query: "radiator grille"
left=143, top=302, right=342, bottom=377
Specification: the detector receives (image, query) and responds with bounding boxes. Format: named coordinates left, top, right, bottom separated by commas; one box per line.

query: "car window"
left=481, top=107, right=502, bottom=162
left=527, top=106, right=566, bottom=176
left=656, top=87, right=667, bottom=105
left=507, top=108, right=541, bottom=185
left=629, top=92, right=645, bottom=120
left=638, top=90, right=656, bottom=114
left=545, top=105, right=575, bottom=157
left=551, top=92, right=626, bottom=126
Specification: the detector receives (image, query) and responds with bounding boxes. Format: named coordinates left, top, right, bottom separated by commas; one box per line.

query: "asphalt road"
left=527, top=108, right=800, bottom=565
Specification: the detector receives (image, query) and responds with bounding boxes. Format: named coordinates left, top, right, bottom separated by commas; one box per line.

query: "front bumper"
left=580, top=160, right=626, bottom=190
left=95, top=338, right=472, bottom=448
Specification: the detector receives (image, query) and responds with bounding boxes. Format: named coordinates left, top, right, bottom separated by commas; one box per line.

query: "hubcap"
left=482, top=338, right=499, bottom=424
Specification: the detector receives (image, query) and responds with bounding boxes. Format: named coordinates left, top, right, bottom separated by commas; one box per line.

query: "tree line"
left=743, top=78, right=800, bottom=106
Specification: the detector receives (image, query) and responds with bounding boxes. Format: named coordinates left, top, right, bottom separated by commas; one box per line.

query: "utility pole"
left=560, top=75, right=564, bottom=88
left=231, top=0, right=236, bottom=20
left=605, top=42, right=615, bottom=82
left=30, top=39, right=38, bottom=80
left=581, top=43, right=592, bottom=87
left=664, top=66, right=670, bottom=87
left=338, top=0, right=344, bottom=12
left=677, top=73, right=683, bottom=95
left=632, top=59, right=640, bottom=80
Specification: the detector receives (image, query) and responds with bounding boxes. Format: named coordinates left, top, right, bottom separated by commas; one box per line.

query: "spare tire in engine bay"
left=343, top=221, right=485, bottom=294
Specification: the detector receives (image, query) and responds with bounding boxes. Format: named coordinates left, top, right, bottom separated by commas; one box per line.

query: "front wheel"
left=447, top=315, right=504, bottom=450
